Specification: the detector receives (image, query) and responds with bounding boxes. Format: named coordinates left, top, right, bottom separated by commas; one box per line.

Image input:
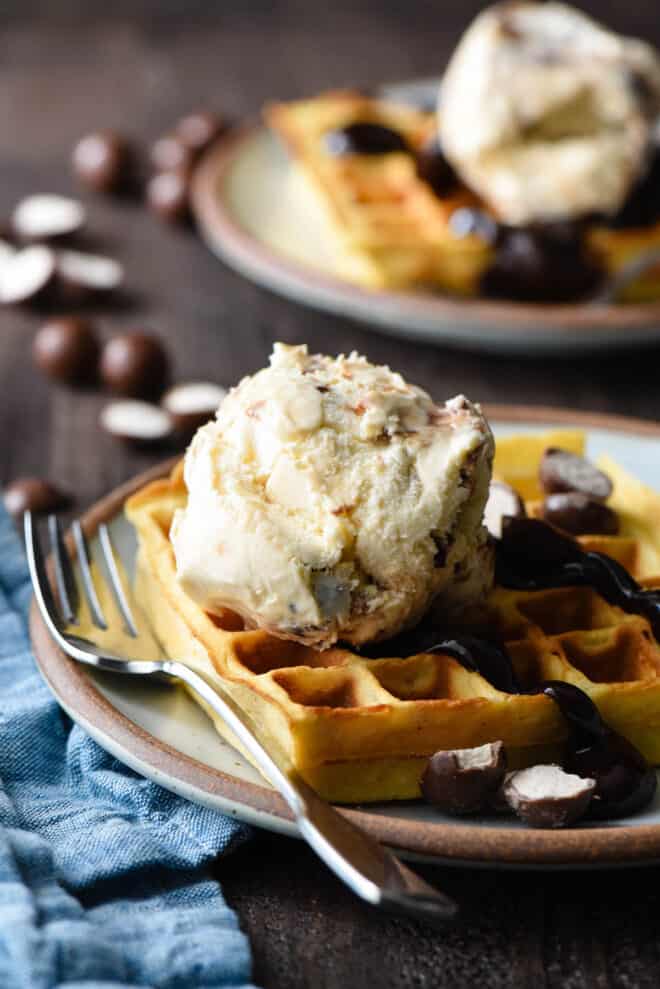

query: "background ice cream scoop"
left=439, top=2, right=660, bottom=225
left=171, top=344, right=494, bottom=648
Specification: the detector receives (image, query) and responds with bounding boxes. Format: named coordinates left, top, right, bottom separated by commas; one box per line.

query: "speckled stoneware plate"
left=29, top=406, right=660, bottom=869
left=190, top=78, right=660, bottom=356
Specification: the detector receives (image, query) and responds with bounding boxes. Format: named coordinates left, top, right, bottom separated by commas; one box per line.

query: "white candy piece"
left=100, top=400, right=172, bottom=444
left=162, top=382, right=227, bottom=416
left=453, top=742, right=502, bottom=771
left=503, top=764, right=596, bottom=828
left=0, top=239, right=16, bottom=270
left=12, top=194, right=86, bottom=240
left=162, top=381, right=228, bottom=437
left=0, top=245, right=56, bottom=304
left=57, top=250, right=124, bottom=291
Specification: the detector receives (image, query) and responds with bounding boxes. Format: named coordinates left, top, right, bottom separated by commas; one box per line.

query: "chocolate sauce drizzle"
left=477, top=221, right=603, bottom=303
left=418, top=518, right=660, bottom=818
left=430, top=518, right=660, bottom=689
left=542, top=681, right=657, bottom=818
left=426, top=635, right=520, bottom=694
left=324, top=122, right=408, bottom=156
left=415, top=137, right=460, bottom=198
left=496, top=517, right=660, bottom=641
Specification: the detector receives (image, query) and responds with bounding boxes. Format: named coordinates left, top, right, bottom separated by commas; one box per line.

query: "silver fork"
left=25, top=511, right=457, bottom=927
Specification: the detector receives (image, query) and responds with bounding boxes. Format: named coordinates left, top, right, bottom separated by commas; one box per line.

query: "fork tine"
left=98, top=523, right=138, bottom=637
left=24, top=511, right=64, bottom=633
left=48, top=515, right=79, bottom=626
left=72, top=520, right=107, bottom=630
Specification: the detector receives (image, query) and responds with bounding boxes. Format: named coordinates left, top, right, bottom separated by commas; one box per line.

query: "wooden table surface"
left=2, top=3, right=660, bottom=986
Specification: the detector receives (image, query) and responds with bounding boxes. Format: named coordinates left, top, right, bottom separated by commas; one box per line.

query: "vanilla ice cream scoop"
left=171, top=344, right=494, bottom=649
left=439, top=2, right=660, bottom=225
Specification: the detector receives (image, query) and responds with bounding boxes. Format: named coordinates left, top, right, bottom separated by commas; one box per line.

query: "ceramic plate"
left=190, top=78, right=660, bottom=356
left=29, top=406, right=660, bottom=868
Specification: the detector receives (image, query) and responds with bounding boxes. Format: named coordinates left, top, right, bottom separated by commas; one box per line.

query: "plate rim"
left=190, top=122, right=660, bottom=341
left=29, top=404, right=660, bottom=868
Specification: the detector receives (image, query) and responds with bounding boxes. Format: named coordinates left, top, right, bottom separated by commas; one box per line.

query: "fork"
left=25, top=511, right=458, bottom=927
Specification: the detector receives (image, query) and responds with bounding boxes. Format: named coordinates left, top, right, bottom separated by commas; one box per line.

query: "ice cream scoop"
left=171, top=344, right=494, bottom=649
left=439, top=2, right=660, bottom=225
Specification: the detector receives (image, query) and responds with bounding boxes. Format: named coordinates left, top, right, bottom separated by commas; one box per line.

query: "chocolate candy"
left=542, top=492, right=620, bottom=536
left=72, top=130, right=133, bottom=193
left=542, top=682, right=657, bottom=819
left=176, top=110, right=223, bottom=155
left=3, top=477, right=72, bottom=520
left=99, top=331, right=170, bottom=399
left=324, top=122, right=408, bottom=156
left=539, top=447, right=613, bottom=501
left=150, top=134, right=194, bottom=174
left=32, top=316, right=100, bottom=385
left=415, top=137, right=459, bottom=198
left=100, top=399, right=173, bottom=447
left=483, top=480, right=526, bottom=540
left=11, top=195, right=86, bottom=242
left=488, top=775, right=513, bottom=815
left=0, top=245, right=57, bottom=305
left=161, top=381, right=227, bottom=438
left=146, top=172, right=190, bottom=224
left=421, top=741, right=506, bottom=815
left=502, top=764, right=596, bottom=828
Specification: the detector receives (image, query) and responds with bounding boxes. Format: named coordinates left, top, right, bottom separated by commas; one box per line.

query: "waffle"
left=125, top=432, right=660, bottom=803
left=266, top=90, right=660, bottom=301
left=493, top=429, right=660, bottom=577
left=265, top=91, right=490, bottom=294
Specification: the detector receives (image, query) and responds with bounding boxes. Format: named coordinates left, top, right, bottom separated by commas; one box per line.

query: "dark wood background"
left=2, top=2, right=660, bottom=986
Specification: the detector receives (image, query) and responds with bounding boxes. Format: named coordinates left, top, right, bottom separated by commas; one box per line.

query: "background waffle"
left=124, top=431, right=660, bottom=803
left=266, top=90, right=660, bottom=301
left=265, top=91, right=491, bottom=294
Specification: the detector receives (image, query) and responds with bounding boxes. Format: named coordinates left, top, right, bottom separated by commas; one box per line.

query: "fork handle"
left=24, top=510, right=455, bottom=924
left=166, top=659, right=457, bottom=926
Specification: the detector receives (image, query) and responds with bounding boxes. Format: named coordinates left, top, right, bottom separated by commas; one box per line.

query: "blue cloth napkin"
left=0, top=504, right=257, bottom=989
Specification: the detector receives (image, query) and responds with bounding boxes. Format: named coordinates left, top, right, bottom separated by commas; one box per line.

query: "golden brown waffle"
left=125, top=433, right=660, bottom=803
left=265, top=91, right=490, bottom=294
left=266, top=90, right=660, bottom=301
left=493, top=429, right=660, bottom=577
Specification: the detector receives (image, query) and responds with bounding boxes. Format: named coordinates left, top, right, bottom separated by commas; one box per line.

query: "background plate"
left=29, top=406, right=660, bottom=868
left=191, top=78, right=660, bottom=356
